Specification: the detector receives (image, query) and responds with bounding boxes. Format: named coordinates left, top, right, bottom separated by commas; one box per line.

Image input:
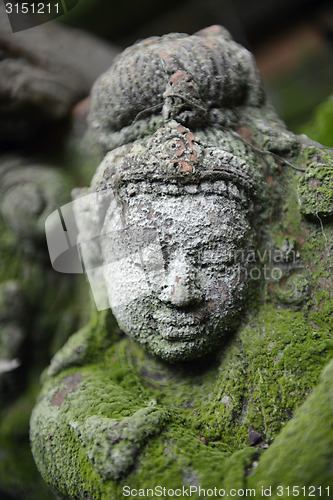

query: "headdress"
left=89, top=26, right=264, bottom=151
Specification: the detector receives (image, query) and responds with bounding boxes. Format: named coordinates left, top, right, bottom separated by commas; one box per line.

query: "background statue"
left=0, top=6, right=119, bottom=498
left=29, top=26, right=333, bottom=499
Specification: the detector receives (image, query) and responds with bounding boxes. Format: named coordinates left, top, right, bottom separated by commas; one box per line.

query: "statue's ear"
left=297, top=142, right=333, bottom=223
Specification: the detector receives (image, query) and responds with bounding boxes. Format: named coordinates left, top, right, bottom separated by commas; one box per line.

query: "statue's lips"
left=153, top=309, right=203, bottom=326
left=159, top=326, right=200, bottom=341
left=153, top=310, right=205, bottom=341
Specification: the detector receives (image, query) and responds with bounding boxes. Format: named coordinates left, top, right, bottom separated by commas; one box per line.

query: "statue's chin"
left=112, top=300, right=237, bottom=362
left=126, top=325, right=226, bottom=363
left=146, top=337, right=219, bottom=363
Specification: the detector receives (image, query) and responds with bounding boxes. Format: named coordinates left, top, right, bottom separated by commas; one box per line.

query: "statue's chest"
left=109, top=339, right=243, bottom=444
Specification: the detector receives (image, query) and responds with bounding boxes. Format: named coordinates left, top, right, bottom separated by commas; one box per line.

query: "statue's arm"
left=30, top=362, right=169, bottom=490
left=30, top=359, right=258, bottom=499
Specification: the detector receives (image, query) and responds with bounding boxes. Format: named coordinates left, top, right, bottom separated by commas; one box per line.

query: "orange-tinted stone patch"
left=51, top=373, right=82, bottom=407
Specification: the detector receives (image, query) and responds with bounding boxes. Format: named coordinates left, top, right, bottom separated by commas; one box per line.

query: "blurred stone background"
left=0, top=0, right=332, bottom=498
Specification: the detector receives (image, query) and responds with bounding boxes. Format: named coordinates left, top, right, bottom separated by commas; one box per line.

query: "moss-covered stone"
left=28, top=29, right=333, bottom=499
left=0, top=158, right=89, bottom=498
left=247, top=358, right=333, bottom=495
left=30, top=273, right=333, bottom=498
left=29, top=158, right=333, bottom=497
left=298, top=146, right=333, bottom=220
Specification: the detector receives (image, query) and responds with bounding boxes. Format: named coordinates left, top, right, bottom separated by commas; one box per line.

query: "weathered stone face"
left=84, top=26, right=286, bottom=361
left=86, top=120, right=257, bottom=361
left=102, top=191, right=252, bottom=361
left=85, top=25, right=270, bottom=360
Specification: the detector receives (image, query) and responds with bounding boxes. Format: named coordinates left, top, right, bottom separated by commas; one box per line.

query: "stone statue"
left=30, top=26, right=333, bottom=499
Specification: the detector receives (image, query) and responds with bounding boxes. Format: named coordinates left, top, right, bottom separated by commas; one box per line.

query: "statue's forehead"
left=125, top=192, right=238, bottom=215
left=121, top=194, right=249, bottom=243
left=92, top=121, right=258, bottom=200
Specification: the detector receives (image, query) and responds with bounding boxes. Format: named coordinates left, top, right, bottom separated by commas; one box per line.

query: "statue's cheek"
left=198, top=264, right=245, bottom=295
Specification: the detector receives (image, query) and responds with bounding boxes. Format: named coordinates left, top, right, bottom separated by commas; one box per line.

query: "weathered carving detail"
left=89, top=120, right=260, bottom=361
left=86, top=26, right=287, bottom=361
left=89, top=25, right=265, bottom=150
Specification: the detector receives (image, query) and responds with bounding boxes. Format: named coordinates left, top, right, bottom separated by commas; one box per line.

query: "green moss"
left=248, top=358, right=333, bottom=495
left=28, top=100, right=333, bottom=498
left=46, top=309, right=120, bottom=378
left=202, top=304, right=331, bottom=446
left=30, top=288, right=332, bottom=498
left=114, top=426, right=258, bottom=500
left=298, top=146, right=333, bottom=219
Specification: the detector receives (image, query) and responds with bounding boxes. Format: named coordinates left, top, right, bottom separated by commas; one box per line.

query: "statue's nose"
left=158, top=253, right=203, bottom=307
